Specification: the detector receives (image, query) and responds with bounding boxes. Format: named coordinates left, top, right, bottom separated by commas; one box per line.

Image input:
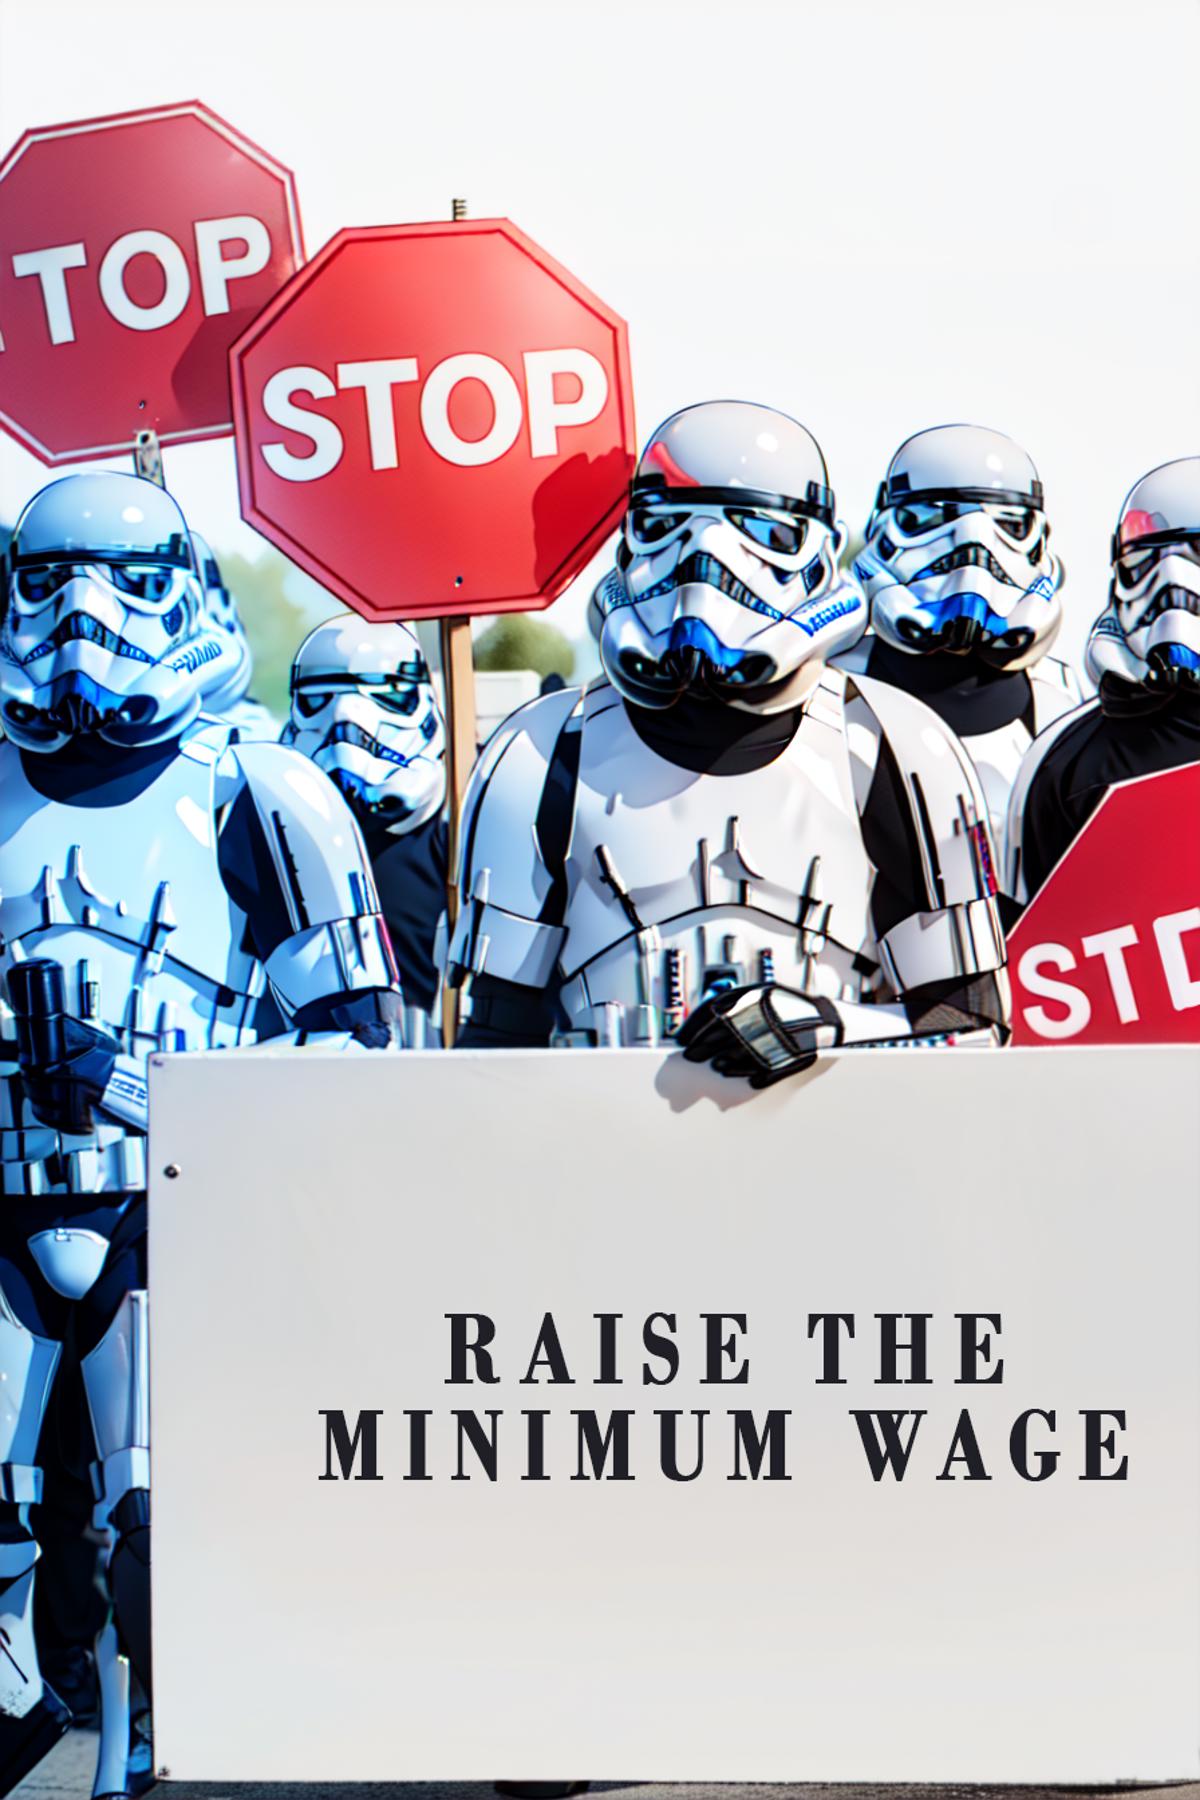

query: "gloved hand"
left=328, top=988, right=406, bottom=1050
left=675, top=983, right=843, bottom=1088
left=7, top=959, right=119, bottom=1132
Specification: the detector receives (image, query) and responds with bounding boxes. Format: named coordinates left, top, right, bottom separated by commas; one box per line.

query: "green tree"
left=474, top=614, right=574, bottom=682
left=218, top=549, right=344, bottom=719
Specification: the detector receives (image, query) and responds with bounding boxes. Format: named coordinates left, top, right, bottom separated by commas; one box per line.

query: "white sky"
left=1, top=0, right=1198, bottom=669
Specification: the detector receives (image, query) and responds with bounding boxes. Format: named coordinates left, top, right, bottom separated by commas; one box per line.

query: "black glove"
left=289, top=986, right=406, bottom=1049
left=329, top=988, right=405, bottom=1050
left=676, top=984, right=843, bottom=1089
left=7, top=959, right=119, bottom=1132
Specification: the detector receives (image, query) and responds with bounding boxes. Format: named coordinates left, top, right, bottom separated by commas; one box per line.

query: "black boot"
left=39, top=1645, right=97, bottom=1725
left=495, top=1785, right=590, bottom=1798
left=0, top=1682, right=71, bottom=1800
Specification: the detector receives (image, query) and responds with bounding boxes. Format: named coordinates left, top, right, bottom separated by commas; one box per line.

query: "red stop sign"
left=1009, top=763, right=1200, bottom=1045
left=0, top=101, right=303, bottom=464
left=229, top=219, right=636, bottom=619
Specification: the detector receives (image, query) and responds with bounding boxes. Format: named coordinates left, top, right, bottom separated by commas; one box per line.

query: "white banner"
left=148, top=1045, right=1200, bottom=1783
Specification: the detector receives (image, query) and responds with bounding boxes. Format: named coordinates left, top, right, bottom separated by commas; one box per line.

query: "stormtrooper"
left=839, top=424, right=1080, bottom=880
left=283, top=616, right=448, bottom=1044
left=447, top=400, right=1009, bottom=1083
left=190, top=531, right=278, bottom=741
left=26, top=529, right=270, bottom=1740
left=1007, top=455, right=1200, bottom=902
left=0, top=472, right=400, bottom=1797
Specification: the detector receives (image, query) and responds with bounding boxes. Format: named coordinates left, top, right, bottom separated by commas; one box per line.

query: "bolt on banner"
left=1010, top=763, right=1200, bottom=1045
left=0, top=101, right=304, bottom=462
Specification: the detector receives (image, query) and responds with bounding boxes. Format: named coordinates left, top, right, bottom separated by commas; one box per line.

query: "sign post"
left=437, top=198, right=479, bottom=1043
left=0, top=101, right=304, bottom=465
left=439, top=611, right=477, bottom=1041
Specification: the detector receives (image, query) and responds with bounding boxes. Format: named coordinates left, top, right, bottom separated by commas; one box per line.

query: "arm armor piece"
left=445, top=687, right=581, bottom=992
left=843, top=672, right=1009, bottom=1021
left=221, top=741, right=400, bottom=1027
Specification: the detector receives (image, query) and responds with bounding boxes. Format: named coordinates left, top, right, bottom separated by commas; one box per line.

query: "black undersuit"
left=858, top=638, right=1036, bottom=739
left=1017, top=681, right=1200, bottom=901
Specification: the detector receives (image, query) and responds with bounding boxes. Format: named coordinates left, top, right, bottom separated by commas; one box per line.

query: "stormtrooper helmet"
left=856, top=424, right=1063, bottom=669
left=191, top=532, right=254, bottom=714
left=594, top=400, right=866, bottom=714
left=1, top=472, right=239, bottom=752
left=1086, top=457, right=1200, bottom=694
left=282, top=616, right=446, bottom=834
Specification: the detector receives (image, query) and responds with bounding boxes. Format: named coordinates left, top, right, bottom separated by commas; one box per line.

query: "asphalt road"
left=13, top=1735, right=1200, bottom=1800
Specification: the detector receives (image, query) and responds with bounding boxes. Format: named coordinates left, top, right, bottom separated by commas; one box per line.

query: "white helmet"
left=1087, top=457, right=1200, bottom=694
left=594, top=401, right=866, bottom=714
left=856, top=424, right=1063, bottom=669
left=191, top=532, right=254, bottom=714
left=281, top=616, right=446, bottom=835
left=0, top=472, right=240, bottom=752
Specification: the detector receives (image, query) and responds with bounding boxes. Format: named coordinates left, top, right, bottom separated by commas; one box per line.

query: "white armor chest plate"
left=0, top=727, right=264, bottom=1196
left=557, top=685, right=877, bottom=1040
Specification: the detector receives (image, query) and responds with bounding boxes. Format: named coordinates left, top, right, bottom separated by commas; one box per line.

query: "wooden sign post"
left=439, top=610, right=477, bottom=1045
left=437, top=199, right=478, bottom=1046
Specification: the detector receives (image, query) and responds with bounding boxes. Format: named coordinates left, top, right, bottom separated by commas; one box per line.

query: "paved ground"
left=13, top=1735, right=1200, bottom=1800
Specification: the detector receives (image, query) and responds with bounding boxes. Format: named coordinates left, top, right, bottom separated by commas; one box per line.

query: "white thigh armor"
left=81, top=1290, right=149, bottom=1530
left=0, top=1293, right=61, bottom=1722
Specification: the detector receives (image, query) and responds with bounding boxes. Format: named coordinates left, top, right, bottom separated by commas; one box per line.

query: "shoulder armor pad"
left=803, top=663, right=848, bottom=731
left=1004, top=696, right=1100, bottom=900
left=448, top=683, right=583, bottom=988
left=844, top=672, right=995, bottom=909
left=178, top=715, right=237, bottom=768
left=458, top=684, right=582, bottom=911
left=230, top=740, right=381, bottom=931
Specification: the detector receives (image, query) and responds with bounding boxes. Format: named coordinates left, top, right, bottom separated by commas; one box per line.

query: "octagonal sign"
left=0, top=101, right=304, bottom=464
left=230, top=219, right=636, bottom=619
left=1010, top=762, right=1200, bottom=1045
